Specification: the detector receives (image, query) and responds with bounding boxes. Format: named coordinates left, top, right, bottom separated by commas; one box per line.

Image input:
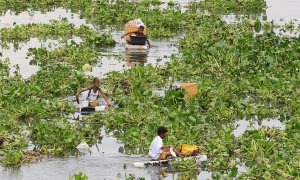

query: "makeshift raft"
left=79, top=100, right=106, bottom=113
left=124, top=19, right=149, bottom=50
left=80, top=105, right=106, bottom=112
left=125, top=43, right=148, bottom=50
left=133, top=154, right=207, bottom=168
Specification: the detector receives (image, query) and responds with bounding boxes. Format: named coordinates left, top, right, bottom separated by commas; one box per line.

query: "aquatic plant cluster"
left=0, top=20, right=113, bottom=165
left=0, top=0, right=268, bottom=38
left=0, top=0, right=299, bottom=179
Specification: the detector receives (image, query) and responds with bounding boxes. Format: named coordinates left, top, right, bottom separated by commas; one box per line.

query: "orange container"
left=179, top=83, right=198, bottom=99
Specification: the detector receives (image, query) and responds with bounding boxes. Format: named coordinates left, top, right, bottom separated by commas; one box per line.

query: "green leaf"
left=263, top=171, right=272, bottom=180
left=229, top=166, right=238, bottom=177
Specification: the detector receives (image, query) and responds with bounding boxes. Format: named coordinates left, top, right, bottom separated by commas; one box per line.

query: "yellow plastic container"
left=179, top=83, right=198, bottom=99
left=178, top=144, right=200, bottom=155
left=124, top=26, right=147, bottom=42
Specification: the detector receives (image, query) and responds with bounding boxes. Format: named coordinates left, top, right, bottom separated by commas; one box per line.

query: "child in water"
left=76, top=77, right=112, bottom=108
left=121, top=26, right=153, bottom=48
left=148, top=126, right=198, bottom=160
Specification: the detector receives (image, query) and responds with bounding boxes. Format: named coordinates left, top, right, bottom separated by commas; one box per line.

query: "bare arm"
left=100, top=89, right=112, bottom=108
left=146, top=39, right=151, bottom=47
left=121, top=31, right=138, bottom=38
left=161, top=145, right=170, bottom=150
left=76, top=87, right=91, bottom=96
left=121, top=32, right=130, bottom=38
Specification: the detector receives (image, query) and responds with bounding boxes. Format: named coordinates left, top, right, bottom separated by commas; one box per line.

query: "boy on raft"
left=76, top=77, right=112, bottom=108
left=148, top=126, right=199, bottom=160
left=121, top=26, right=153, bottom=48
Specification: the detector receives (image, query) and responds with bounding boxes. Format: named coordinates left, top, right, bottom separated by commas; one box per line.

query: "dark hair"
left=139, top=26, right=144, bottom=29
left=157, top=126, right=168, bottom=135
left=93, top=77, right=99, bottom=83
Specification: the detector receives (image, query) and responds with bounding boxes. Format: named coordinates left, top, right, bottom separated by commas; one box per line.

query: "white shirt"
left=88, top=88, right=100, bottom=101
left=148, top=136, right=163, bottom=160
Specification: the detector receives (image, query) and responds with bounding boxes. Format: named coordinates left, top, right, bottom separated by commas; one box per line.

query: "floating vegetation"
left=0, top=19, right=116, bottom=49
left=69, top=172, right=88, bottom=180
left=194, top=0, right=267, bottom=14
left=0, top=46, right=102, bottom=166
left=0, top=0, right=268, bottom=38
left=0, top=0, right=299, bottom=179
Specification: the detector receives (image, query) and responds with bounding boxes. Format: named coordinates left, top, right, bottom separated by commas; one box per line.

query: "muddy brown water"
left=0, top=0, right=298, bottom=179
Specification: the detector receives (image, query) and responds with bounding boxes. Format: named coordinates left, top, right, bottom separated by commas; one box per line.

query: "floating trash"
left=82, top=64, right=92, bottom=72
left=76, top=142, right=90, bottom=152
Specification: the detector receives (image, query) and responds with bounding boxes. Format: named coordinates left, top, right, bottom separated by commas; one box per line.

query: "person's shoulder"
left=154, top=136, right=162, bottom=141
left=82, top=86, right=92, bottom=90
left=151, top=136, right=158, bottom=141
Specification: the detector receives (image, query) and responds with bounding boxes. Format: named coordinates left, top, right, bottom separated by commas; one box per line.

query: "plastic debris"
left=76, top=142, right=90, bottom=152
left=82, top=64, right=91, bottom=72
left=170, top=148, right=177, bottom=157
left=198, top=154, right=208, bottom=161
left=20, top=130, right=30, bottom=135
left=95, top=105, right=106, bottom=111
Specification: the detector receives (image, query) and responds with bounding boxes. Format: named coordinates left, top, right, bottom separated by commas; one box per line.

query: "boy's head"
left=93, top=77, right=100, bottom=87
left=138, top=26, right=144, bottom=33
left=157, top=126, right=168, bottom=138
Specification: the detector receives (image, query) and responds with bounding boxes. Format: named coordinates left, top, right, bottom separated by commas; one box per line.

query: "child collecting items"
left=148, top=126, right=199, bottom=160
left=76, top=77, right=112, bottom=108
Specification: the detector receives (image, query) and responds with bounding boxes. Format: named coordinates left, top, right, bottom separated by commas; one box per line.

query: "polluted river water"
left=0, top=0, right=299, bottom=179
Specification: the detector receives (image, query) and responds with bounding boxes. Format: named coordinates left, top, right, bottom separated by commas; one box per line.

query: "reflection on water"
left=125, top=49, right=148, bottom=67
left=266, top=0, right=300, bottom=25
left=233, top=117, right=285, bottom=137
left=88, top=32, right=177, bottom=77
left=118, top=144, right=145, bottom=155
left=0, top=37, right=82, bottom=78
left=0, top=38, right=55, bottom=78
left=222, top=0, right=300, bottom=36
left=0, top=8, right=90, bottom=28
